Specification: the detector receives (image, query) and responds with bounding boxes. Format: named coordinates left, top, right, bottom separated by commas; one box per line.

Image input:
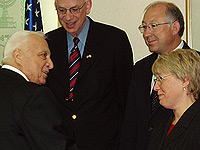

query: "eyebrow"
left=57, top=4, right=79, bottom=9
left=142, top=20, right=157, bottom=24
left=39, top=50, right=50, bottom=54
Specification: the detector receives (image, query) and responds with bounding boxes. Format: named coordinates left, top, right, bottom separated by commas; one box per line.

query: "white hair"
left=2, top=30, right=45, bottom=64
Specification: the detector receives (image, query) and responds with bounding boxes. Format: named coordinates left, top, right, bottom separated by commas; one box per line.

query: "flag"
left=24, top=0, right=43, bottom=31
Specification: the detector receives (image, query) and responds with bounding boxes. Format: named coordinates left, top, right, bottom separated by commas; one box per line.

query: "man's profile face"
left=56, top=0, right=92, bottom=37
left=20, top=35, right=54, bottom=85
left=142, top=4, right=175, bottom=55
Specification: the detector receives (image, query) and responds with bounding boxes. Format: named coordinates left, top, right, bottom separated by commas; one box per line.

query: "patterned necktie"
left=151, top=88, right=159, bottom=112
left=69, top=37, right=80, bottom=101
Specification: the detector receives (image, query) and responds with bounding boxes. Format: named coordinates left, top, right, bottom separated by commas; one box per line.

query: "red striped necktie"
left=69, top=37, right=80, bottom=101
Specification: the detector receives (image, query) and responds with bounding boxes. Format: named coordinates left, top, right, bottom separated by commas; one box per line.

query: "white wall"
left=40, top=0, right=186, bottom=62
left=40, top=0, right=59, bottom=33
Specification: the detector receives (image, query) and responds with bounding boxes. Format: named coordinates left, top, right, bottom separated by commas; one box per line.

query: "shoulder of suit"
left=135, top=53, right=158, bottom=67
left=13, top=82, right=53, bottom=105
left=16, top=82, right=42, bottom=93
left=45, top=27, right=65, bottom=37
left=89, top=18, right=126, bottom=35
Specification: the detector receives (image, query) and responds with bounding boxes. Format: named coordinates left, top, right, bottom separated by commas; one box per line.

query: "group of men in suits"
left=0, top=0, right=192, bottom=149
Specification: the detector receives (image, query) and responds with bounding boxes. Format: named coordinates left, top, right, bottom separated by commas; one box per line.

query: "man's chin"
left=149, top=47, right=159, bottom=53
left=149, top=49, right=156, bottom=53
left=39, top=79, right=46, bottom=85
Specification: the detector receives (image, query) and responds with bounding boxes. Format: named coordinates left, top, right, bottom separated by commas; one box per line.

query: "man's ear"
left=13, top=49, right=22, bottom=65
left=171, top=21, right=180, bottom=36
left=86, top=0, right=92, bottom=15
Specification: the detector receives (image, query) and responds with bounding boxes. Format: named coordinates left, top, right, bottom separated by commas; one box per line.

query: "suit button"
left=72, top=115, right=77, bottom=120
left=148, top=127, right=153, bottom=131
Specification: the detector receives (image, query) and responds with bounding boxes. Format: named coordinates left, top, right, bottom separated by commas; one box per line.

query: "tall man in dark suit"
left=45, top=0, right=133, bottom=149
left=0, top=31, right=76, bottom=150
left=120, top=2, right=191, bottom=150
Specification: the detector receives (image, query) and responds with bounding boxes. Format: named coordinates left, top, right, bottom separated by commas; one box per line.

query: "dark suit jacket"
left=148, top=100, right=200, bottom=150
left=120, top=41, right=190, bottom=150
left=0, top=68, right=75, bottom=150
left=45, top=17, right=133, bottom=150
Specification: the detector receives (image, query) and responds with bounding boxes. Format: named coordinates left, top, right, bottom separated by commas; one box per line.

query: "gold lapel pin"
left=86, top=54, right=92, bottom=59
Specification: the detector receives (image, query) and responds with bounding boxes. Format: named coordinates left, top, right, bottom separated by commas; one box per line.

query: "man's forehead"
left=27, top=41, right=49, bottom=53
left=143, top=8, right=167, bottom=23
left=145, top=4, right=166, bottom=15
left=56, top=0, right=83, bottom=6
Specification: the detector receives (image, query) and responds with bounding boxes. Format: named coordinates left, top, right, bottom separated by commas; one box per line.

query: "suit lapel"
left=159, top=115, right=174, bottom=148
left=49, top=27, right=70, bottom=97
left=162, top=100, right=200, bottom=148
left=77, top=19, right=102, bottom=81
left=162, top=123, right=184, bottom=148
left=150, top=114, right=184, bottom=149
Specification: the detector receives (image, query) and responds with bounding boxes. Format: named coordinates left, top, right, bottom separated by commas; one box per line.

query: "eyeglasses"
left=138, top=22, right=174, bottom=33
left=154, top=74, right=172, bottom=83
left=56, top=2, right=86, bottom=15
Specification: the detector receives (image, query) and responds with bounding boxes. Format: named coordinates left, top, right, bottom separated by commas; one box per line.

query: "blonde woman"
left=149, top=49, right=200, bottom=150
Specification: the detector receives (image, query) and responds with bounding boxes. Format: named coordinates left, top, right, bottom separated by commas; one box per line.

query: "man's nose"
left=143, top=26, right=153, bottom=38
left=63, top=10, right=73, bottom=20
left=47, top=58, right=54, bottom=69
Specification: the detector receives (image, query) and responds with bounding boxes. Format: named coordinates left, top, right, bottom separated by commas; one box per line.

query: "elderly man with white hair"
left=0, top=30, right=77, bottom=150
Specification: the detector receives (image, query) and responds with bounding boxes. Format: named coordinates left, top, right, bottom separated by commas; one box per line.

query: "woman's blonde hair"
left=152, top=49, right=200, bottom=99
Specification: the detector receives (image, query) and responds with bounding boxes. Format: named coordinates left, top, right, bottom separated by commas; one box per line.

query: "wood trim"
left=186, top=0, right=192, bottom=47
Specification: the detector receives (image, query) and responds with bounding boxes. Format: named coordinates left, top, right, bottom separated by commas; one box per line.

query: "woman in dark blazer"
left=148, top=49, right=200, bottom=150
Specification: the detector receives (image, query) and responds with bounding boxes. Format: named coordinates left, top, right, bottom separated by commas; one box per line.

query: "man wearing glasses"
left=45, top=0, right=133, bottom=149
left=120, top=2, right=192, bottom=150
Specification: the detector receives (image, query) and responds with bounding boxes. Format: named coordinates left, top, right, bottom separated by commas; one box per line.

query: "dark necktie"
left=69, top=37, right=80, bottom=101
left=151, top=88, right=159, bottom=112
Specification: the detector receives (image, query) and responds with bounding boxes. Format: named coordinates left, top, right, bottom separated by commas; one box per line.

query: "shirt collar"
left=2, top=65, right=29, bottom=81
left=157, top=40, right=183, bottom=58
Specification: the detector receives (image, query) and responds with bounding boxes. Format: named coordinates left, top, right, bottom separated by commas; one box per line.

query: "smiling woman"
left=149, top=49, right=200, bottom=150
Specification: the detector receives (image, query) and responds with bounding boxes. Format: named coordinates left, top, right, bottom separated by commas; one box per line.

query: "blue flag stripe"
left=25, top=0, right=43, bottom=31
left=29, top=0, right=33, bottom=30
